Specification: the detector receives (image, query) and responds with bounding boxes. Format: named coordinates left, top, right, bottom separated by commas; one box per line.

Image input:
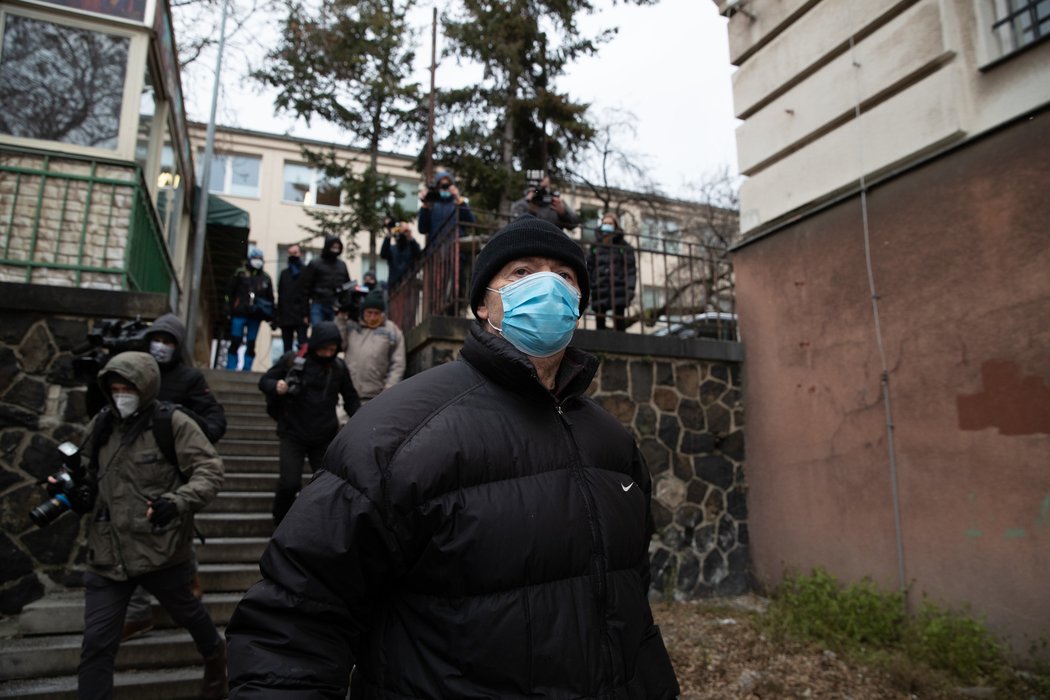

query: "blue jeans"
left=310, top=302, right=335, bottom=326
left=227, top=315, right=262, bottom=371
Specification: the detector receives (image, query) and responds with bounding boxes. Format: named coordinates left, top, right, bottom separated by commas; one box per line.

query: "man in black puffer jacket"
left=227, top=216, right=680, bottom=699
left=298, top=234, right=350, bottom=326
left=258, top=321, right=360, bottom=525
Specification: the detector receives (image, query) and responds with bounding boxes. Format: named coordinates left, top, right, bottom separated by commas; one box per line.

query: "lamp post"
left=185, top=0, right=231, bottom=361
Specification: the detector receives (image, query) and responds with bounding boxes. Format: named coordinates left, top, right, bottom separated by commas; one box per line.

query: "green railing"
left=0, top=145, right=177, bottom=294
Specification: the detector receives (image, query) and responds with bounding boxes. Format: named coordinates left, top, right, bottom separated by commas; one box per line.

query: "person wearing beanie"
left=228, top=216, right=680, bottom=699
left=339, top=288, right=405, bottom=402
left=224, top=245, right=274, bottom=371
left=510, top=173, right=580, bottom=231
left=257, top=321, right=360, bottom=526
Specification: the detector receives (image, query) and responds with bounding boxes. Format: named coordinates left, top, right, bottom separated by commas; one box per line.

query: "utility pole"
left=185, top=0, right=230, bottom=362
left=424, top=6, right=437, bottom=185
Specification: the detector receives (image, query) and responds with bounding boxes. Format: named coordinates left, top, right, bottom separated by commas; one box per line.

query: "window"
left=0, top=14, right=130, bottom=149
left=282, top=163, right=341, bottom=207
left=388, top=176, right=422, bottom=214
left=992, top=0, right=1050, bottom=54
left=640, top=217, right=681, bottom=254
left=199, top=152, right=261, bottom=198
left=134, top=65, right=157, bottom=173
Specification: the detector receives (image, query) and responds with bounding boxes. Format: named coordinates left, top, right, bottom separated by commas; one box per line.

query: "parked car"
left=651, top=312, right=738, bottom=341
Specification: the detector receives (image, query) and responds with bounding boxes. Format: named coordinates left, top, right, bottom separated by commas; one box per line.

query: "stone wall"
left=0, top=285, right=168, bottom=614
left=407, top=318, right=749, bottom=602
left=0, top=149, right=135, bottom=290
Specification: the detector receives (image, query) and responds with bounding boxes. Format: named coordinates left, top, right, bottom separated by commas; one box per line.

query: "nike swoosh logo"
left=621, top=482, right=634, bottom=492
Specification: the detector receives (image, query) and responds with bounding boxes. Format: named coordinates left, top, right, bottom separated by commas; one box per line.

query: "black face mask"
left=287, top=255, right=301, bottom=265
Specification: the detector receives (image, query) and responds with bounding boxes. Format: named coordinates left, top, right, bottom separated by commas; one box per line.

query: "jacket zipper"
left=555, top=401, right=616, bottom=698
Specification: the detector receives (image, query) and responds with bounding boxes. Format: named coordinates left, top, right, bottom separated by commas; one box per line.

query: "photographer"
left=65, top=352, right=226, bottom=699
left=417, top=170, right=476, bottom=247
left=297, top=234, right=350, bottom=325
left=511, top=173, right=580, bottom=231
left=258, top=322, right=360, bottom=526
left=380, top=219, right=421, bottom=288
left=224, top=246, right=275, bottom=371
left=121, top=313, right=227, bottom=640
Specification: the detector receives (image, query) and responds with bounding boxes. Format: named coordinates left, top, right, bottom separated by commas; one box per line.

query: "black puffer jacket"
left=147, top=314, right=226, bottom=444
left=227, top=324, right=680, bottom=699
left=257, top=322, right=360, bottom=444
left=298, top=234, right=350, bottom=307
left=587, top=233, right=638, bottom=311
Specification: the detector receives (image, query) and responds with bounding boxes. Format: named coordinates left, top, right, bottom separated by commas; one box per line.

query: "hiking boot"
left=201, top=639, right=228, bottom=700
left=120, top=617, right=154, bottom=641
left=190, top=573, right=203, bottom=600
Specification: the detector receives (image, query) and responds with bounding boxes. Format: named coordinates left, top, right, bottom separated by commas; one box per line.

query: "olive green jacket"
left=83, top=352, right=224, bottom=580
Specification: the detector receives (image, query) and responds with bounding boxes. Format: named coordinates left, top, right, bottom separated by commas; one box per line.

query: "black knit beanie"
left=362, top=289, right=385, bottom=311
left=470, top=215, right=589, bottom=317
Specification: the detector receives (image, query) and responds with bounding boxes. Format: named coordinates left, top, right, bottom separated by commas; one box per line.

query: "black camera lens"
left=30, top=495, right=70, bottom=528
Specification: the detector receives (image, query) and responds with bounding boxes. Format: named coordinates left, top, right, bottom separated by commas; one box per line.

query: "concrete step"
left=222, top=473, right=278, bottom=492
left=205, top=491, right=273, bottom=514
left=221, top=455, right=280, bottom=473
left=222, top=424, right=277, bottom=441
left=196, top=513, right=274, bottom=539
left=197, top=563, right=261, bottom=593
left=216, top=439, right=280, bottom=458
left=197, top=537, right=268, bottom=564
left=0, top=666, right=205, bottom=699
left=14, top=592, right=244, bottom=638
left=218, top=399, right=269, bottom=417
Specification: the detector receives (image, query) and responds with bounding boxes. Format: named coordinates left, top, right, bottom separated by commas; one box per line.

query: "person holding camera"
left=120, top=313, right=228, bottom=640
left=587, top=213, right=638, bottom=331
left=417, top=170, right=476, bottom=247
left=225, top=216, right=679, bottom=699
left=225, top=245, right=275, bottom=371
left=298, top=234, right=350, bottom=326
left=510, top=173, right=580, bottom=231
left=340, top=289, right=405, bottom=403
left=63, top=351, right=227, bottom=699
left=258, top=321, right=360, bottom=526
left=380, top=219, right=422, bottom=288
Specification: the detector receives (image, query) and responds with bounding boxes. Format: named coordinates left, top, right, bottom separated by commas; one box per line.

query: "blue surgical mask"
left=439, top=190, right=452, bottom=199
left=487, top=272, right=581, bottom=357
left=600, top=223, right=615, bottom=233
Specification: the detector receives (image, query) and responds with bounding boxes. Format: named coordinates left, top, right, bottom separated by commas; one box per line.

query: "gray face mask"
left=149, top=340, right=175, bottom=364
left=113, top=393, right=140, bottom=418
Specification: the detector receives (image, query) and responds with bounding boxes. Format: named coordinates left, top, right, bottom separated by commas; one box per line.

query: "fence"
left=0, top=145, right=176, bottom=294
left=388, top=209, right=736, bottom=341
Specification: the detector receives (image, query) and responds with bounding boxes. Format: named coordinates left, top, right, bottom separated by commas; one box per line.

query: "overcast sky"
left=180, top=0, right=739, bottom=201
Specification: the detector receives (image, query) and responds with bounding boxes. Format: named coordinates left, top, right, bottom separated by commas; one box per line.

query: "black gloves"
left=148, top=497, right=179, bottom=527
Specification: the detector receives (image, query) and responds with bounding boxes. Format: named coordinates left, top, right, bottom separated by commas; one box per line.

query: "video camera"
left=422, top=180, right=453, bottom=203
left=29, top=442, right=91, bottom=528
left=335, top=280, right=371, bottom=322
left=285, top=356, right=306, bottom=395
left=72, top=317, right=150, bottom=385
left=525, top=169, right=558, bottom=207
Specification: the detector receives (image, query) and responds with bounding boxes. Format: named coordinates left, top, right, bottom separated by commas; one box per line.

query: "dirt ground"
left=652, top=597, right=999, bottom=700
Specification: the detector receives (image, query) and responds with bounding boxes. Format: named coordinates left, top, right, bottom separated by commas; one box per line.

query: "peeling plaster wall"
left=734, top=110, right=1050, bottom=655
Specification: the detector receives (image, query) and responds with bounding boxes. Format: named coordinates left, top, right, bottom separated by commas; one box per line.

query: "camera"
left=335, top=280, right=370, bottom=317
left=29, top=442, right=86, bottom=528
left=525, top=169, right=557, bottom=206
left=72, top=318, right=150, bottom=385
left=285, top=356, right=306, bottom=395
left=423, top=181, right=452, bottom=203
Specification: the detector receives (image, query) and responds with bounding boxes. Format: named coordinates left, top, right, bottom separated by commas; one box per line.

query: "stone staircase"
left=0, top=369, right=281, bottom=699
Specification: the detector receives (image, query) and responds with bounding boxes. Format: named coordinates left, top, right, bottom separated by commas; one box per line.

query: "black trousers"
left=595, top=305, right=627, bottom=331
left=79, top=560, right=221, bottom=700
left=280, top=324, right=308, bottom=354
left=274, top=434, right=329, bottom=525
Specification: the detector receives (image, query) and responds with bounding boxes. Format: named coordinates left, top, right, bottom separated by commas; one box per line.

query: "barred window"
left=992, top=0, right=1050, bottom=54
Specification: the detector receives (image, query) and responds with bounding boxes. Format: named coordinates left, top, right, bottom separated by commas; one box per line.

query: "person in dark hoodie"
left=121, top=313, right=227, bottom=641
left=276, top=243, right=309, bottom=353
left=586, top=212, right=638, bottom=331
left=379, top=220, right=421, bottom=288
left=257, top=321, right=360, bottom=526
left=225, top=245, right=275, bottom=371
left=226, top=216, right=680, bottom=699
left=416, top=170, right=476, bottom=247
left=298, top=234, right=350, bottom=326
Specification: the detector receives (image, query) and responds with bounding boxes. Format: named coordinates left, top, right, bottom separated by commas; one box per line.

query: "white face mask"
left=149, top=341, right=175, bottom=364
left=113, top=393, right=140, bottom=418
left=250, top=258, right=264, bottom=270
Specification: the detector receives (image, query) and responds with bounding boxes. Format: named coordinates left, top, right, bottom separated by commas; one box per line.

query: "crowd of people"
left=47, top=172, right=670, bottom=699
